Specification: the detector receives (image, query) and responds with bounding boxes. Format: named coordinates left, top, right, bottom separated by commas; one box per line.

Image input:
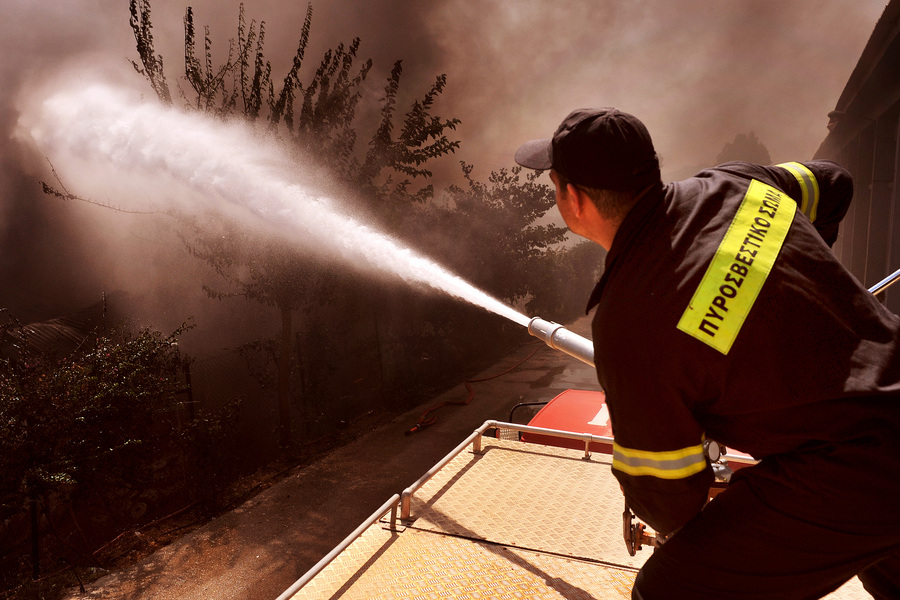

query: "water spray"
left=20, top=82, right=531, bottom=328
left=21, top=81, right=602, bottom=369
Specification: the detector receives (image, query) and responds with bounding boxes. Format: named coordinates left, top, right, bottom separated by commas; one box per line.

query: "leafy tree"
left=127, top=0, right=460, bottom=449
left=0, top=310, right=191, bottom=579
left=440, top=163, right=568, bottom=305
left=135, top=0, right=460, bottom=207
left=358, top=62, right=461, bottom=213
left=716, top=132, right=772, bottom=165
left=177, top=217, right=345, bottom=446
left=526, top=241, right=606, bottom=320
left=129, top=0, right=171, bottom=104
left=431, top=163, right=606, bottom=322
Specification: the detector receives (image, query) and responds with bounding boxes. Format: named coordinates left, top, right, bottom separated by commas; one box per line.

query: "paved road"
left=63, top=318, right=600, bottom=600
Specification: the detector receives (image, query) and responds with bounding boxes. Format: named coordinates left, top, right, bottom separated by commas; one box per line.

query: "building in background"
left=816, top=1, right=900, bottom=312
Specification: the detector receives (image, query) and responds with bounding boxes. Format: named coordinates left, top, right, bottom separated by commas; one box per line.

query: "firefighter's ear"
left=566, top=184, right=590, bottom=218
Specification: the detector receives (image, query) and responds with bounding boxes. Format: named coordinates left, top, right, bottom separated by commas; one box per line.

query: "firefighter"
left=515, top=108, right=900, bottom=599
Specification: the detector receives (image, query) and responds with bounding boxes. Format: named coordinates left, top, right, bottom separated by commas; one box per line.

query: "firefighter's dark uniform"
left=588, top=160, right=900, bottom=599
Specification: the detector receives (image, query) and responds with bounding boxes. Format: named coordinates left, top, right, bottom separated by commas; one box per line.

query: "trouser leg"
left=631, top=479, right=900, bottom=600
left=631, top=576, right=648, bottom=600
left=858, top=550, right=900, bottom=599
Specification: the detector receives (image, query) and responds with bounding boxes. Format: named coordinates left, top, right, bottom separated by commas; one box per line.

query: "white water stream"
left=20, top=82, right=530, bottom=327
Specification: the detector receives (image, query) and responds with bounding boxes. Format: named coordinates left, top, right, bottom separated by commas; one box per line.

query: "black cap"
left=515, top=108, right=660, bottom=191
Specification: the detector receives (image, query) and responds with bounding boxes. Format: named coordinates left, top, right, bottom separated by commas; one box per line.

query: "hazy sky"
left=0, top=0, right=889, bottom=324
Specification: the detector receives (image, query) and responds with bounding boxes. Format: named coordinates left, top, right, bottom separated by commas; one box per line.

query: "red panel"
left=522, top=389, right=614, bottom=455
left=522, top=389, right=754, bottom=471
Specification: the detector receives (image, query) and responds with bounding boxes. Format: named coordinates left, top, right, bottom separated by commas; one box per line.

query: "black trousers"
left=632, top=477, right=900, bottom=599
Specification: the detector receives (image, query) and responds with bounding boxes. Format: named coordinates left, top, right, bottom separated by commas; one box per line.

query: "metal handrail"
left=397, top=419, right=757, bottom=523
left=274, top=494, right=400, bottom=600
left=478, top=421, right=755, bottom=466
left=399, top=420, right=620, bottom=520
left=277, top=420, right=759, bottom=598
left=399, top=421, right=497, bottom=521
left=476, top=420, right=615, bottom=459
left=399, top=419, right=631, bottom=521
left=869, top=266, right=900, bottom=296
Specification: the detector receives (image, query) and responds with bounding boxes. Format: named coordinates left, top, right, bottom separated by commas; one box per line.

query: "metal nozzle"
left=527, top=317, right=595, bottom=367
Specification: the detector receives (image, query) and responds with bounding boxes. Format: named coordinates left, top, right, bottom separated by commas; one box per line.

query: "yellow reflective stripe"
left=776, top=162, right=820, bottom=222
left=677, top=180, right=796, bottom=355
left=612, top=441, right=707, bottom=479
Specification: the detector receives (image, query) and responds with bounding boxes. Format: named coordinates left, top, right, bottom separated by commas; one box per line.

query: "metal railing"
left=275, top=419, right=758, bottom=599
left=274, top=494, right=400, bottom=600
left=277, top=420, right=625, bottom=598
left=869, top=266, right=900, bottom=296
left=397, top=419, right=621, bottom=522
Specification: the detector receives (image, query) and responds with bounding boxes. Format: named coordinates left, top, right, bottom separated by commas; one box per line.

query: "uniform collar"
left=586, top=182, right=665, bottom=312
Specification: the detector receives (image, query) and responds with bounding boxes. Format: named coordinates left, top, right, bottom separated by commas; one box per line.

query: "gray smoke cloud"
left=428, top=0, right=887, bottom=178
left=0, top=0, right=888, bottom=329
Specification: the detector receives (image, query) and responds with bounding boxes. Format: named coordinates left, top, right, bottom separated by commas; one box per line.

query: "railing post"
left=401, top=493, right=412, bottom=521
left=389, top=502, right=398, bottom=530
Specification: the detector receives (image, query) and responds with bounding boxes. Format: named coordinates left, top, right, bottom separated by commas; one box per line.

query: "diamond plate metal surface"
left=288, top=434, right=870, bottom=599
left=289, top=524, right=636, bottom=600
left=408, top=436, right=647, bottom=569
left=823, top=576, right=871, bottom=599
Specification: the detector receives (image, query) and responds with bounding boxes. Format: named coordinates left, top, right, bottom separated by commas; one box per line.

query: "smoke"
left=0, top=0, right=888, bottom=329
left=423, top=0, right=887, bottom=178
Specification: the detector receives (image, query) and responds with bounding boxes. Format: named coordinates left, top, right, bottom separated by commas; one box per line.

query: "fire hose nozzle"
left=527, top=317, right=595, bottom=367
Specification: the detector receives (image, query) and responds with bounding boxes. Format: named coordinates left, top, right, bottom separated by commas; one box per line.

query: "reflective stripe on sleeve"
left=612, top=441, right=707, bottom=479
left=677, top=179, right=796, bottom=354
left=776, top=162, right=820, bottom=222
